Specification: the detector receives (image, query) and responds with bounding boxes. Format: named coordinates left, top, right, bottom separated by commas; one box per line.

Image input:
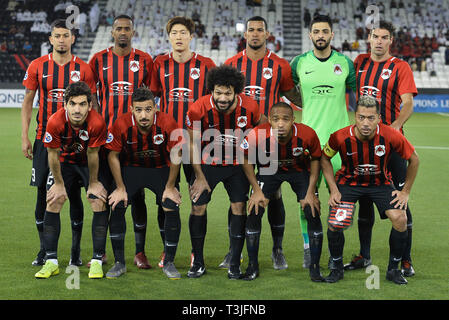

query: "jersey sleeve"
left=239, top=127, right=258, bottom=156
left=279, top=60, right=295, bottom=93
left=397, top=62, right=418, bottom=97
left=186, top=100, right=203, bottom=130
left=88, top=112, right=107, bottom=148
left=390, top=129, right=415, bottom=160
left=305, top=126, right=322, bottom=159
left=345, top=56, right=357, bottom=92
left=23, top=60, right=39, bottom=91
left=323, top=132, right=339, bottom=158
left=105, top=119, right=124, bottom=152
left=88, top=54, right=100, bottom=84
left=82, top=63, right=97, bottom=94
left=143, top=53, right=154, bottom=88
left=43, top=114, right=62, bottom=149
left=149, top=58, right=162, bottom=96
left=289, top=55, right=300, bottom=85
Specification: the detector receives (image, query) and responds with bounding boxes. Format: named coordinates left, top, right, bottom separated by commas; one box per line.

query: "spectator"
left=351, top=39, right=360, bottom=52
left=268, top=0, right=276, bottom=12
left=23, top=41, right=32, bottom=53
left=192, top=10, right=200, bottom=23
left=0, top=41, right=7, bottom=53
left=89, top=1, right=100, bottom=32
left=41, top=41, right=50, bottom=56
left=7, top=40, right=17, bottom=54
left=426, top=57, right=436, bottom=76
left=211, top=32, right=220, bottom=50
left=342, top=40, right=351, bottom=52
left=304, top=8, right=311, bottom=28
left=445, top=46, right=449, bottom=65
left=76, top=11, right=87, bottom=36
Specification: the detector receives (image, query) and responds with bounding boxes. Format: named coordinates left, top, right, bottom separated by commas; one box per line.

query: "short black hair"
left=355, top=95, right=380, bottom=113
left=206, top=65, right=245, bottom=94
left=132, top=87, right=155, bottom=104
left=269, top=102, right=294, bottom=116
left=64, top=81, right=92, bottom=104
left=309, top=14, right=332, bottom=31
left=370, top=20, right=395, bottom=37
left=113, top=14, right=134, bottom=26
left=166, top=16, right=195, bottom=35
left=51, top=19, right=72, bottom=34
left=246, top=16, right=268, bottom=30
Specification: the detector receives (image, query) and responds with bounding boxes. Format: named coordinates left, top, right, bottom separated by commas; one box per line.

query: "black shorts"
left=30, top=139, right=50, bottom=188
left=338, top=184, right=398, bottom=219
left=257, top=170, right=310, bottom=202
left=388, top=150, right=407, bottom=191
left=191, top=165, right=249, bottom=206
left=98, top=156, right=116, bottom=194
left=122, top=166, right=178, bottom=205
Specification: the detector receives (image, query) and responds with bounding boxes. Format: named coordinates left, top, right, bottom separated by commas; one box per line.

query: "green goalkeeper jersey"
left=290, top=50, right=356, bottom=146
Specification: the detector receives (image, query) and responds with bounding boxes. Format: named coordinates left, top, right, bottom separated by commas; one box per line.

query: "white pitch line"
left=437, top=113, right=449, bottom=117
left=415, top=146, right=449, bottom=150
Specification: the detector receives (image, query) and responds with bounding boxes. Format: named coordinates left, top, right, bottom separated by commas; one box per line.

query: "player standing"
left=290, top=14, right=356, bottom=269
left=348, top=21, right=418, bottom=276
left=321, top=95, right=419, bottom=285
left=150, top=16, right=216, bottom=267
left=35, top=81, right=108, bottom=279
left=224, top=16, right=302, bottom=270
left=22, top=19, right=97, bottom=267
left=89, top=15, right=154, bottom=269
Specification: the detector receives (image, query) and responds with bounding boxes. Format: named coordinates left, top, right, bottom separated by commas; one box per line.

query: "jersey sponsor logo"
left=47, top=88, right=65, bottom=103
left=70, top=71, right=81, bottom=82
left=79, top=130, right=89, bottom=141
left=64, top=142, right=84, bottom=153
left=360, top=86, right=381, bottom=101
left=354, top=164, right=380, bottom=175
left=312, top=85, right=334, bottom=96
left=215, top=134, right=238, bottom=146
left=237, top=116, right=247, bottom=128
left=110, top=81, right=132, bottom=96
left=44, top=132, right=53, bottom=143
left=190, top=67, right=201, bottom=80
left=130, top=60, right=140, bottom=72
left=381, top=69, right=392, bottom=80
left=292, top=147, right=303, bottom=156
left=153, top=134, right=164, bottom=145
left=375, top=144, right=386, bottom=157
left=106, top=132, right=114, bottom=143
left=169, top=87, right=193, bottom=102
left=134, top=149, right=160, bottom=158
left=244, top=85, right=265, bottom=100
left=262, top=67, right=273, bottom=79
left=334, top=64, right=342, bottom=75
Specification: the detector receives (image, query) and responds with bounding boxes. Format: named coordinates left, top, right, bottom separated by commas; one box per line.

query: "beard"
left=55, top=48, right=68, bottom=55
left=213, top=96, right=235, bottom=112
left=248, top=42, right=264, bottom=51
left=312, top=38, right=331, bottom=51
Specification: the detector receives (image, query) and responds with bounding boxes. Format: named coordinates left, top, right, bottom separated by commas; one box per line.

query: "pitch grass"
left=0, top=108, right=448, bottom=300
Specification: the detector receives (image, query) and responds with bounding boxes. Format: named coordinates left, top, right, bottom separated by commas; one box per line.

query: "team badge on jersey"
left=185, top=114, right=191, bottom=127
left=130, top=60, right=140, bottom=73
left=334, top=64, right=342, bottom=75
left=24, top=71, right=28, bottom=81
left=262, top=67, right=273, bottom=79
left=190, top=68, right=201, bottom=80
left=106, top=132, right=114, bottom=143
left=381, top=69, right=392, bottom=80
left=237, top=116, right=247, bottom=128
left=79, top=130, right=89, bottom=141
left=375, top=145, right=386, bottom=157
left=240, top=138, right=249, bottom=150
left=153, top=134, right=164, bottom=145
left=70, top=71, right=81, bottom=82
left=44, top=132, right=52, bottom=143
left=292, top=147, right=303, bottom=156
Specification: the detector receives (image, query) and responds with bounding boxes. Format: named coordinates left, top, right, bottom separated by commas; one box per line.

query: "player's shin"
left=189, top=212, right=207, bottom=266
left=229, top=213, right=246, bottom=273
left=246, top=207, right=264, bottom=267
left=357, top=197, right=375, bottom=259
left=327, top=228, right=345, bottom=270
left=163, top=199, right=181, bottom=264
left=91, top=210, right=109, bottom=262
left=304, top=206, right=323, bottom=268
left=109, top=205, right=126, bottom=264
left=158, top=205, right=166, bottom=247
left=131, top=190, right=147, bottom=255
left=43, top=211, right=61, bottom=261
left=388, top=228, right=408, bottom=270
left=268, top=197, right=285, bottom=250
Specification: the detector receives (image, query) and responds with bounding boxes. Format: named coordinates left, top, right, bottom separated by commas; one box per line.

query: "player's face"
left=49, top=28, right=74, bottom=54
left=369, top=29, right=393, bottom=57
left=168, top=24, right=193, bottom=52
left=354, top=106, right=380, bottom=140
left=269, top=107, right=295, bottom=140
left=244, top=20, right=269, bottom=51
left=132, top=100, right=156, bottom=130
left=65, top=95, right=92, bottom=127
left=212, top=85, right=237, bottom=113
left=112, top=18, right=135, bottom=48
left=309, top=22, right=333, bottom=51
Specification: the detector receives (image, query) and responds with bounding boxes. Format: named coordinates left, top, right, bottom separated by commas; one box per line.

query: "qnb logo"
left=110, top=81, right=132, bottom=96
left=169, top=88, right=193, bottom=102
left=215, top=134, right=238, bottom=146
left=354, top=164, right=380, bottom=175
left=48, top=89, right=65, bottom=103
left=312, top=85, right=334, bottom=95
left=360, top=86, right=381, bottom=100
left=244, top=86, right=265, bottom=100
left=134, top=149, right=160, bottom=159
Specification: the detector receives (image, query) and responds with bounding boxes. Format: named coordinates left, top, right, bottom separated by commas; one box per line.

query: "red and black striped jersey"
left=150, top=52, right=216, bottom=129
left=225, top=49, right=295, bottom=116
left=354, top=54, right=417, bottom=130
left=241, top=122, right=321, bottom=173
left=43, top=108, right=107, bottom=165
left=323, top=123, right=415, bottom=186
left=23, top=53, right=97, bottom=140
left=89, top=47, right=153, bottom=130
left=105, top=111, right=182, bottom=168
left=186, top=93, right=262, bottom=166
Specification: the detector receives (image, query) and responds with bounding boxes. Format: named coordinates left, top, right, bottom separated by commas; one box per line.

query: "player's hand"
left=390, top=122, right=402, bottom=131
left=301, top=192, right=320, bottom=217
left=390, top=189, right=409, bottom=210
left=189, top=177, right=211, bottom=203
left=248, top=189, right=268, bottom=215
left=328, top=190, right=342, bottom=208
left=46, top=183, right=67, bottom=207
left=87, top=181, right=107, bottom=203
left=162, top=186, right=182, bottom=205
left=22, top=137, right=33, bottom=160
left=108, top=187, right=128, bottom=211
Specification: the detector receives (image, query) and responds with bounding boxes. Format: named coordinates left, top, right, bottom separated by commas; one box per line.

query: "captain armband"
left=323, top=142, right=337, bottom=158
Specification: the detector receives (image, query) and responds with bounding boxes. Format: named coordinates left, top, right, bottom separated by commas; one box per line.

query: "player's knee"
left=389, top=210, right=407, bottom=232
left=191, top=204, right=206, bottom=216
left=46, top=197, right=66, bottom=212
left=162, top=198, right=179, bottom=213
left=303, top=205, right=322, bottom=231
left=88, top=197, right=106, bottom=212
left=230, top=202, right=245, bottom=215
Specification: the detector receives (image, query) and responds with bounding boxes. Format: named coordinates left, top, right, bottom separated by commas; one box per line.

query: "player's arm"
left=91, top=93, right=100, bottom=112
left=301, top=157, right=321, bottom=217
left=281, top=86, right=302, bottom=108
left=21, top=88, right=36, bottom=159
left=46, top=147, right=67, bottom=206
left=187, top=127, right=211, bottom=203
left=86, top=146, right=107, bottom=203
left=390, top=150, right=419, bottom=210
left=320, top=142, right=341, bottom=207
left=107, top=150, right=128, bottom=210
left=242, top=155, right=267, bottom=215
left=391, top=93, right=414, bottom=131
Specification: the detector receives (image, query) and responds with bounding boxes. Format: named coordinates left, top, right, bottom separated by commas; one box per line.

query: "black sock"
left=402, top=208, right=413, bottom=261
left=388, top=228, right=407, bottom=270
left=43, top=211, right=61, bottom=260
left=131, top=191, right=147, bottom=254
left=246, top=207, right=263, bottom=267
left=304, top=206, right=323, bottom=268
left=229, top=214, right=246, bottom=271
left=358, top=197, right=375, bottom=259
left=157, top=205, right=166, bottom=248
left=35, top=186, right=46, bottom=253
left=227, top=206, right=232, bottom=251
left=92, top=210, right=109, bottom=260
left=327, top=228, right=345, bottom=269
left=109, top=207, right=126, bottom=264
left=68, top=186, right=84, bottom=257
left=268, top=197, right=285, bottom=250
left=189, top=214, right=207, bottom=266
left=164, top=209, right=181, bottom=263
